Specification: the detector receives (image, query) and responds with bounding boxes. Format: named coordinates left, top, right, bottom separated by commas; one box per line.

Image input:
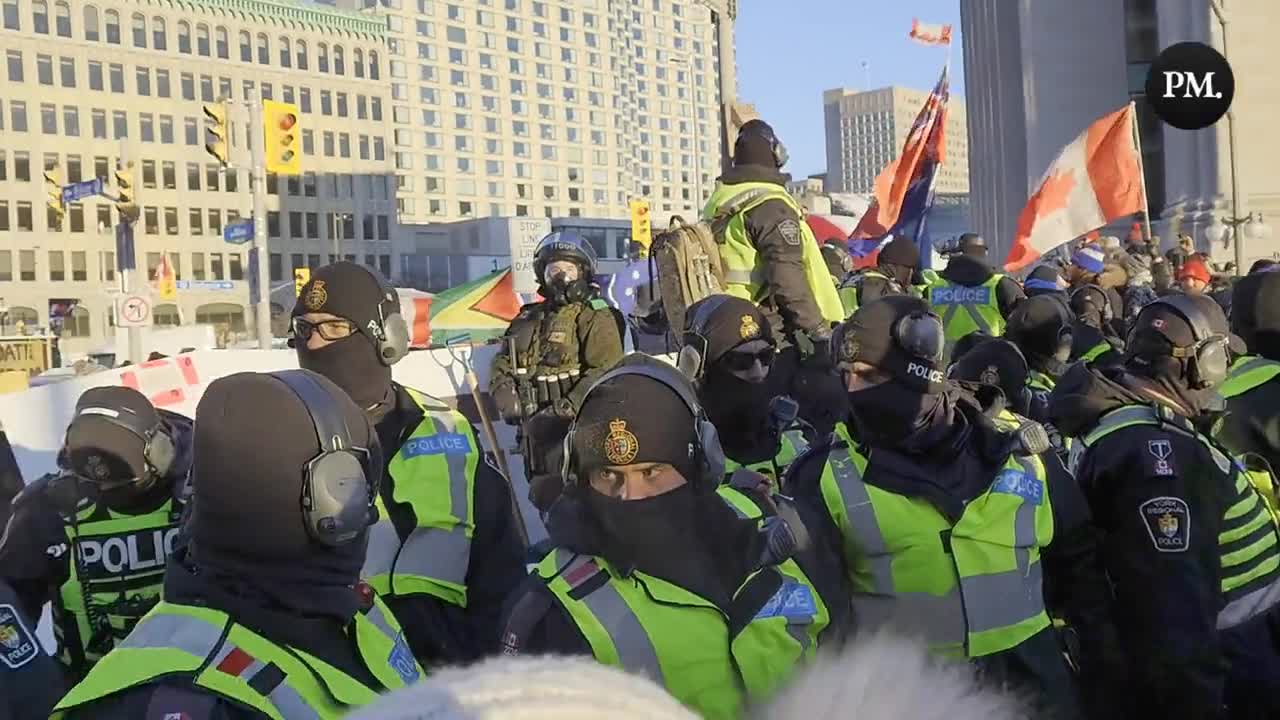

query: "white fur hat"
left=755, top=631, right=1029, bottom=720
left=343, top=655, right=699, bottom=720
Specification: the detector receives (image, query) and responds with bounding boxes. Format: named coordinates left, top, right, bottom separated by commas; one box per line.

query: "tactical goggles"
left=722, top=346, right=776, bottom=372
left=291, top=316, right=358, bottom=342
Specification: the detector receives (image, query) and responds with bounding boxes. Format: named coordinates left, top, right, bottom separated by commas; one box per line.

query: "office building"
left=339, top=0, right=724, bottom=226
left=823, top=85, right=969, bottom=195
left=0, top=0, right=393, bottom=354
left=961, top=0, right=1278, bottom=264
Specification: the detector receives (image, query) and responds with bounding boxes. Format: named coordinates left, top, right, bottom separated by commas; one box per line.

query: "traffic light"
left=294, top=267, right=311, bottom=296
left=43, top=167, right=64, bottom=220
left=263, top=100, right=301, bottom=175
left=114, top=161, right=138, bottom=221
left=203, top=102, right=229, bottom=166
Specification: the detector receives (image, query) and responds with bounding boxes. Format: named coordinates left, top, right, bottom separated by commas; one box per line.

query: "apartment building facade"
left=0, top=0, right=393, bottom=354
left=333, top=0, right=724, bottom=226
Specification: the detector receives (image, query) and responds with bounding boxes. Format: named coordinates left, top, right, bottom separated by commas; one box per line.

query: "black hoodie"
left=939, top=254, right=1026, bottom=320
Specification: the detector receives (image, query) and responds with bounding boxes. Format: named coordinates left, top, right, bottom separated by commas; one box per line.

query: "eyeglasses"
left=291, top=316, right=357, bottom=342
left=722, top=347, right=775, bottom=372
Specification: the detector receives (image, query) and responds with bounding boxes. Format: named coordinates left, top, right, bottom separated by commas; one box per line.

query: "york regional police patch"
left=1140, top=496, right=1190, bottom=553
left=0, top=603, right=38, bottom=669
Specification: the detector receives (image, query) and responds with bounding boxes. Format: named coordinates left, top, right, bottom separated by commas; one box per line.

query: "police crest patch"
left=778, top=219, right=801, bottom=246
left=739, top=314, right=761, bottom=340
left=0, top=603, right=38, bottom=669
left=603, top=419, right=639, bottom=465
left=1140, top=496, right=1190, bottom=552
left=304, top=279, right=328, bottom=311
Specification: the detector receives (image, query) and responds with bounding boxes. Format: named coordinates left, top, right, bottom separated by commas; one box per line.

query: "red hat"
left=1177, top=255, right=1211, bottom=285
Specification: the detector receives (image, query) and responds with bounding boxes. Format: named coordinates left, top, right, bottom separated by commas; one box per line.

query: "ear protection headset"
left=1070, top=284, right=1113, bottom=324
left=270, top=370, right=379, bottom=547
left=1130, top=294, right=1231, bottom=390
left=678, top=294, right=735, bottom=380
left=69, top=407, right=176, bottom=482
left=736, top=122, right=789, bottom=169
left=893, top=311, right=946, bottom=364
left=365, top=267, right=410, bottom=366
left=561, top=360, right=726, bottom=492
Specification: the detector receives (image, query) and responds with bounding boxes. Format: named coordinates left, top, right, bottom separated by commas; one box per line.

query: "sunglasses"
left=722, top=347, right=775, bottom=372
left=291, top=316, right=358, bottom=342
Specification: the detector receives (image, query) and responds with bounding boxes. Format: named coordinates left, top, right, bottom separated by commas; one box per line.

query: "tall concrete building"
left=823, top=85, right=969, bottom=195
left=962, top=0, right=1279, bottom=265
left=0, top=0, right=394, bottom=354
left=336, top=0, right=724, bottom=226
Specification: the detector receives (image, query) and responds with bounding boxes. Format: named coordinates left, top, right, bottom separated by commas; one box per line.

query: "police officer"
left=500, top=354, right=837, bottom=720
left=949, top=336, right=1036, bottom=421
left=925, top=232, right=1025, bottom=353
left=1006, top=295, right=1076, bottom=423
left=291, top=261, right=526, bottom=666
left=839, top=237, right=919, bottom=318
left=0, top=578, right=65, bottom=720
left=489, top=232, right=625, bottom=510
left=1216, top=271, right=1280, bottom=502
left=678, top=295, right=810, bottom=482
left=52, top=370, right=425, bottom=718
left=1065, top=245, right=1126, bottom=338
left=703, top=119, right=846, bottom=434
left=1068, top=284, right=1124, bottom=365
left=0, top=386, right=192, bottom=681
left=787, top=296, right=1114, bottom=718
left=1048, top=294, right=1280, bottom=718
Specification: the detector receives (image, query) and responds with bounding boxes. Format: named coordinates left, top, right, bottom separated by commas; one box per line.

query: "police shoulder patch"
left=1146, top=439, right=1176, bottom=477
left=0, top=603, right=39, bottom=669
left=1139, top=496, right=1190, bottom=552
left=777, top=219, right=801, bottom=246
left=589, top=298, right=608, bottom=310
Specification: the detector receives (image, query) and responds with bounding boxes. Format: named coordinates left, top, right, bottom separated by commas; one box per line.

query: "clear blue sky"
left=736, top=0, right=965, bottom=179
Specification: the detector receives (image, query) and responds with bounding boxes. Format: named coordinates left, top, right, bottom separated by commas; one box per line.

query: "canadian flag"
left=1004, top=103, right=1147, bottom=273
left=909, top=18, right=953, bottom=47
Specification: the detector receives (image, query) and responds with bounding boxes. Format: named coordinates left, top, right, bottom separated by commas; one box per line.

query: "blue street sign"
left=175, top=280, right=235, bottom=291
left=61, top=178, right=103, bottom=204
left=115, top=222, right=136, bottom=271
left=223, top=220, right=254, bottom=244
left=248, top=250, right=261, bottom=306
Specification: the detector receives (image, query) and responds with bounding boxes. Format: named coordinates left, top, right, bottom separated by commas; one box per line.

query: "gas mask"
left=543, top=260, right=590, bottom=305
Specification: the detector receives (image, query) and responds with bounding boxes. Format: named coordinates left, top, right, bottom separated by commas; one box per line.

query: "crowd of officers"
left=2, top=118, right=1280, bottom=720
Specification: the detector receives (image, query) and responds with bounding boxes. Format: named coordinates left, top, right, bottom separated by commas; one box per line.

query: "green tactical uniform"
left=817, top=422, right=1055, bottom=658
left=926, top=274, right=1006, bottom=352
left=532, top=544, right=828, bottom=720
left=53, top=596, right=424, bottom=719
left=362, top=388, right=483, bottom=608
left=704, top=183, right=845, bottom=331
left=490, top=298, right=626, bottom=415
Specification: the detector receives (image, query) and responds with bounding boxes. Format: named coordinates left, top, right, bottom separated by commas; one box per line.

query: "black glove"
left=494, top=383, right=522, bottom=425
left=794, top=328, right=833, bottom=369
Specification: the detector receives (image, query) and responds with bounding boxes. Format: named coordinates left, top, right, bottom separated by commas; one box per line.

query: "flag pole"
left=1129, top=100, right=1156, bottom=246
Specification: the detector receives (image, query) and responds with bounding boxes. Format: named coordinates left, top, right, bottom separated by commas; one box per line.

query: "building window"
left=48, top=250, right=65, bottom=281
left=32, top=0, right=47, bottom=33
left=130, top=12, right=145, bottom=47
left=103, top=9, right=118, bottom=43
left=152, top=16, right=166, bottom=49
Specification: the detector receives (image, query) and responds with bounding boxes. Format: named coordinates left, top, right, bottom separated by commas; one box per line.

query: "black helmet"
left=957, top=233, right=987, bottom=257
left=821, top=240, right=853, bottom=278
left=533, top=231, right=598, bottom=281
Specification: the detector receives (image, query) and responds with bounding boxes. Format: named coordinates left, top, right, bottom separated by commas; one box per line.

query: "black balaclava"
left=835, top=296, right=955, bottom=451
left=572, top=364, right=756, bottom=607
left=170, top=371, right=380, bottom=681
left=1232, top=271, right=1280, bottom=361
left=686, top=297, right=778, bottom=464
left=63, top=386, right=170, bottom=512
left=878, top=237, right=921, bottom=288
left=734, top=119, right=783, bottom=168
left=1006, top=295, right=1074, bottom=378
left=292, top=262, right=397, bottom=415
